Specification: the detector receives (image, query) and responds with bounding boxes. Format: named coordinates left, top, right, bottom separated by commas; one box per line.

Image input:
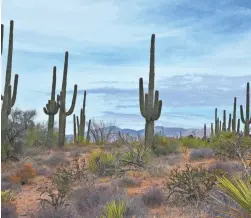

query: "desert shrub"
left=1, top=190, right=14, bottom=204
left=207, top=161, right=243, bottom=177
left=89, top=120, right=116, bottom=145
left=166, top=164, right=217, bottom=203
left=9, top=163, right=36, bottom=185
left=118, top=176, right=141, bottom=187
left=189, top=148, right=214, bottom=160
left=36, top=166, right=53, bottom=177
left=142, top=187, right=164, bottom=207
left=38, top=156, right=91, bottom=210
left=101, top=200, right=126, bottom=218
left=42, top=152, right=68, bottom=167
left=32, top=205, right=77, bottom=218
left=1, top=203, right=18, bottom=218
left=2, top=108, right=37, bottom=161
left=72, top=183, right=148, bottom=218
left=87, top=148, right=115, bottom=175
left=153, top=134, right=168, bottom=146
left=180, top=137, right=208, bottom=149
left=210, top=132, right=251, bottom=160
left=154, top=138, right=181, bottom=156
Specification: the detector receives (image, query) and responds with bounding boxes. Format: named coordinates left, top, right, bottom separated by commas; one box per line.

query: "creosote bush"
left=154, top=138, right=181, bottom=156
left=180, top=137, right=208, bottom=149
left=142, top=187, right=164, bottom=207
left=189, top=148, right=214, bottom=160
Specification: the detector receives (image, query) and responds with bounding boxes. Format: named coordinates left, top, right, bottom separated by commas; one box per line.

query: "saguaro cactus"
left=57, top=52, right=78, bottom=147
left=237, top=118, right=240, bottom=134
left=232, top=97, right=237, bottom=132
left=43, top=66, right=59, bottom=147
left=73, top=114, right=80, bottom=144
left=240, top=82, right=251, bottom=136
left=210, top=123, right=214, bottom=137
left=79, top=91, right=87, bottom=142
left=86, top=119, right=91, bottom=144
left=227, top=113, right=232, bottom=131
left=139, top=34, right=162, bottom=147
left=222, top=110, right=226, bottom=132
left=203, top=124, right=206, bottom=140
left=1, top=20, right=19, bottom=139
left=214, top=108, right=219, bottom=135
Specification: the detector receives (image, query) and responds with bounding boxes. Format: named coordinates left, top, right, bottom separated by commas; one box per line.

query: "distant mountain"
left=65, top=125, right=211, bottom=142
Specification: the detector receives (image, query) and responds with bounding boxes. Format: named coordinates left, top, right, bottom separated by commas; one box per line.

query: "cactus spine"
left=43, top=66, right=59, bottom=147
left=227, top=113, right=232, bottom=131
left=57, top=52, right=78, bottom=147
left=79, top=91, right=87, bottom=142
left=139, top=34, right=162, bottom=147
left=232, top=97, right=237, bottom=132
left=86, top=119, right=91, bottom=144
left=1, top=20, right=19, bottom=140
left=240, top=82, right=251, bottom=136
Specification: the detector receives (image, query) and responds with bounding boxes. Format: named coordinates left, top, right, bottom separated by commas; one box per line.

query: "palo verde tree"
left=57, top=51, right=78, bottom=147
left=139, top=34, right=162, bottom=148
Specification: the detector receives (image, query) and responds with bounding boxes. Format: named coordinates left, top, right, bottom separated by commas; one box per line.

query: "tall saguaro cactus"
left=214, top=108, right=219, bottom=135
left=240, top=82, right=251, bottom=136
left=73, top=114, right=80, bottom=144
left=57, top=52, right=78, bottom=147
left=222, top=110, right=226, bottom=132
left=86, top=119, right=91, bottom=144
left=203, top=124, right=206, bottom=140
left=227, top=113, right=232, bottom=131
left=210, top=123, right=214, bottom=137
left=139, top=34, right=162, bottom=147
left=232, top=97, right=237, bottom=132
left=1, top=20, right=19, bottom=139
left=237, top=118, right=240, bottom=134
left=43, top=66, right=59, bottom=147
left=79, top=91, right=87, bottom=142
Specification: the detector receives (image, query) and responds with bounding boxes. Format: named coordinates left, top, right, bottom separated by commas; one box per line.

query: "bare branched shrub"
left=166, top=164, right=217, bottom=203
left=142, top=187, right=164, bottom=207
left=89, top=119, right=116, bottom=145
left=2, top=108, right=37, bottom=161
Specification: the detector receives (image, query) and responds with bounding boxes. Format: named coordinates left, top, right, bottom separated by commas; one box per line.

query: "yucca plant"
left=214, top=175, right=251, bottom=218
left=101, top=200, right=126, bottom=218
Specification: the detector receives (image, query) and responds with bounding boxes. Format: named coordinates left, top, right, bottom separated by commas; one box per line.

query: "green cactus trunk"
left=79, top=91, right=86, bottom=143
left=227, top=113, right=232, bottom=131
left=43, top=67, right=59, bottom=147
left=139, top=34, right=162, bottom=148
left=73, top=114, right=77, bottom=144
left=222, top=110, right=226, bottom=132
left=57, top=52, right=78, bottom=147
left=76, top=115, right=80, bottom=143
left=1, top=20, right=19, bottom=146
left=232, top=97, right=237, bottom=132
left=210, top=123, right=214, bottom=137
left=237, top=118, right=240, bottom=134
left=86, top=119, right=91, bottom=144
left=214, top=108, right=218, bottom=135
left=240, top=82, right=251, bottom=136
left=220, top=120, right=222, bottom=132
left=203, top=124, right=206, bottom=140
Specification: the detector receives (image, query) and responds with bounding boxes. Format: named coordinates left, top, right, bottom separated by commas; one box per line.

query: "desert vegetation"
left=1, top=20, right=251, bottom=218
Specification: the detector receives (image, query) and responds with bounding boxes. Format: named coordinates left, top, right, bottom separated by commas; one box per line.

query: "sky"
left=1, top=0, right=251, bottom=134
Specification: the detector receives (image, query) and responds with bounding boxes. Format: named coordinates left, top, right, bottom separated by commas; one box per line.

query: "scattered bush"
left=1, top=190, right=14, bottom=204
left=142, top=187, right=164, bottom=207
left=118, top=176, right=141, bottom=187
left=154, top=138, right=181, bottom=156
left=32, top=205, right=77, bottom=218
left=101, top=200, right=126, bottom=218
left=1, top=203, right=18, bottom=218
left=207, top=161, right=243, bottom=177
left=153, top=134, right=168, bottom=146
left=87, top=148, right=115, bottom=175
left=36, top=167, right=53, bottom=177
left=180, top=137, right=208, bottom=149
left=42, top=152, right=68, bottom=167
left=189, top=148, right=214, bottom=160
left=166, top=164, right=216, bottom=202
left=9, top=163, right=36, bottom=185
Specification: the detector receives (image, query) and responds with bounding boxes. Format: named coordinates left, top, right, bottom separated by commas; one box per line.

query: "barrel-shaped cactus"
left=240, top=82, right=251, bottom=136
left=57, top=52, right=78, bottom=147
left=1, top=20, right=19, bottom=142
left=43, top=66, right=59, bottom=147
left=139, top=34, right=162, bottom=147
